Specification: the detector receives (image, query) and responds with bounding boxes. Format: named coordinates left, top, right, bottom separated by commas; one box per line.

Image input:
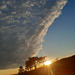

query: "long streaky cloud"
left=0, top=0, right=68, bottom=69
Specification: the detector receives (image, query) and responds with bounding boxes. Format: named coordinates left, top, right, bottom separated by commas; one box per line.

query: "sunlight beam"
left=44, top=61, right=52, bottom=65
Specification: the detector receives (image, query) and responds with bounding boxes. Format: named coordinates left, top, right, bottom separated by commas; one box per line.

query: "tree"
left=28, top=57, right=38, bottom=69
left=37, top=56, right=47, bottom=65
left=25, top=60, right=33, bottom=71
left=25, top=56, right=47, bottom=71
left=25, top=57, right=38, bottom=70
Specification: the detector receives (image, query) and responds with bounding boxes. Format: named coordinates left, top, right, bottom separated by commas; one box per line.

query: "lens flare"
left=44, top=61, right=52, bottom=65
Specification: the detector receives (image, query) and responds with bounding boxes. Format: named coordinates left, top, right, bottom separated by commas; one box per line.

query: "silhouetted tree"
left=38, top=56, right=47, bottom=63
left=28, top=57, right=38, bottom=69
left=56, top=58, right=58, bottom=61
left=25, top=56, right=47, bottom=71
left=37, top=56, right=47, bottom=66
left=25, top=60, right=32, bottom=71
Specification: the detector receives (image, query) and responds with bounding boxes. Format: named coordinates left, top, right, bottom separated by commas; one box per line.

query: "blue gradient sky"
left=37, top=0, right=75, bottom=58
left=0, top=0, right=68, bottom=69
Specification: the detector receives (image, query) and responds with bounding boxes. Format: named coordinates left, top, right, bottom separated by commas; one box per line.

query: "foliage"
left=25, top=56, right=47, bottom=70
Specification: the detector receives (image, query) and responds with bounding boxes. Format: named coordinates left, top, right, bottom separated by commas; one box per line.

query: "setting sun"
left=44, top=61, right=52, bottom=65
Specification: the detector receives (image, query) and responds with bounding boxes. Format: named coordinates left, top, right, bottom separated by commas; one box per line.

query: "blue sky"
left=0, top=0, right=74, bottom=69
left=37, top=0, right=75, bottom=58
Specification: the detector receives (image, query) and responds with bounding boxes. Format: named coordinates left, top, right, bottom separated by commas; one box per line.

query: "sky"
left=37, top=0, right=75, bottom=58
left=0, top=0, right=75, bottom=74
left=0, top=0, right=68, bottom=70
left=0, top=0, right=75, bottom=75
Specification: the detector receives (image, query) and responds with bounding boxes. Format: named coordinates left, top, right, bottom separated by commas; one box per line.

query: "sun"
left=44, top=61, right=52, bottom=65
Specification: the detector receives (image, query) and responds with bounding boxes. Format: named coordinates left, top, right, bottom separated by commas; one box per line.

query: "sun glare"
left=44, top=61, right=52, bottom=65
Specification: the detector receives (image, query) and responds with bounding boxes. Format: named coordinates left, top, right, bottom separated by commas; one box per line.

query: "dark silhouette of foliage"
left=38, top=56, right=47, bottom=63
left=24, top=55, right=75, bottom=75
left=25, top=60, right=33, bottom=70
left=25, top=56, right=47, bottom=70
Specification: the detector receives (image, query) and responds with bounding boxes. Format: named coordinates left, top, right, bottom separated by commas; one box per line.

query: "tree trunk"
left=34, top=65, right=36, bottom=70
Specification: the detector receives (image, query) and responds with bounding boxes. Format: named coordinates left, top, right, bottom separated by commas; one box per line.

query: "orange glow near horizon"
left=44, top=61, right=52, bottom=65
left=0, top=68, right=18, bottom=75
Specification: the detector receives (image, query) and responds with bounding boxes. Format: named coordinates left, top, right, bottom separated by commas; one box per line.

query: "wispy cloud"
left=0, top=0, right=68, bottom=69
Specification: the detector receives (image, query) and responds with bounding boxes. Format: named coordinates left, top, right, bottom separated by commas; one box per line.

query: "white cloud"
left=0, top=0, right=68, bottom=69
left=0, top=11, right=2, bottom=14
left=0, top=5, right=7, bottom=9
left=11, top=12, right=16, bottom=15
